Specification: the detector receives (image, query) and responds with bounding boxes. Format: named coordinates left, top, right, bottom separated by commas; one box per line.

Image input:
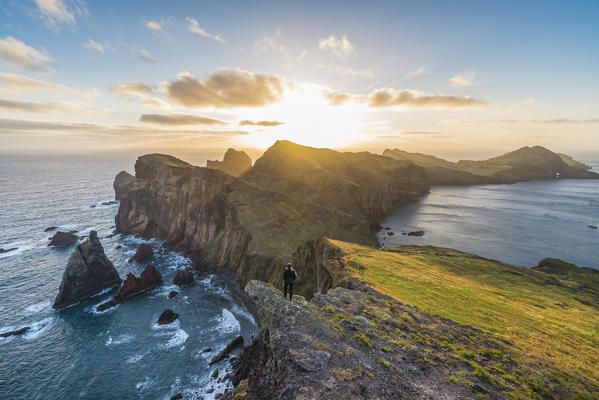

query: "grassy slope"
left=328, top=240, right=599, bottom=386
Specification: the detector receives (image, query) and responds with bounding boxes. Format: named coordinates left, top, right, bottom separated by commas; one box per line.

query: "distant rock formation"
left=173, top=268, right=193, bottom=286
left=48, top=231, right=80, bottom=247
left=53, top=231, right=122, bottom=309
left=206, top=148, right=252, bottom=178
left=157, top=309, right=179, bottom=325
left=114, top=171, right=135, bottom=200
left=97, top=265, right=162, bottom=311
left=129, top=244, right=153, bottom=262
left=383, top=146, right=599, bottom=185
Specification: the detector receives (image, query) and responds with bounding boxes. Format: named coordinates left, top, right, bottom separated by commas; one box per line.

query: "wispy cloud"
left=407, top=66, right=429, bottom=80
left=110, top=82, right=153, bottom=97
left=255, top=32, right=308, bottom=63
left=449, top=71, right=475, bottom=87
left=0, top=98, right=93, bottom=113
left=0, top=36, right=54, bottom=73
left=239, top=120, right=285, bottom=127
left=84, top=39, right=104, bottom=53
left=444, top=118, right=599, bottom=125
left=319, top=34, right=355, bottom=57
left=138, top=49, right=157, bottom=63
left=402, top=130, right=440, bottom=135
left=146, top=20, right=163, bottom=31
left=186, top=18, right=225, bottom=44
left=0, top=72, right=76, bottom=94
left=140, top=113, right=226, bottom=126
left=317, top=63, right=373, bottom=79
left=323, top=88, right=488, bottom=109
left=35, top=0, right=87, bottom=31
left=166, top=69, right=288, bottom=108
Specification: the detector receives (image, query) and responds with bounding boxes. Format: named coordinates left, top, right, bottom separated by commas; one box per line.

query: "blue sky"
left=1, top=0, right=598, bottom=158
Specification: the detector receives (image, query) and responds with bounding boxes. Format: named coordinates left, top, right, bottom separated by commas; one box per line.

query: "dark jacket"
left=283, top=268, right=297, bottom=284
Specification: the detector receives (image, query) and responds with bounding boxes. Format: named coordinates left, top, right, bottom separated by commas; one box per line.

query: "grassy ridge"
left=328, top=240, right=599, bottom=385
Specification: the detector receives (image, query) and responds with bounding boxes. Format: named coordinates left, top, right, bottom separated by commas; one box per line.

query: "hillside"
left=227, top=239, right=599, bottom=399
left=383, top=146, right=598, bottom=185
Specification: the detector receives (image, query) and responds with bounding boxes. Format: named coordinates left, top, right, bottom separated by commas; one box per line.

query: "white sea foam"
left=230, top=303, right=256, bottom=325
left=152, top=319, right=180, bottom=331
left=22, top=317, right=55, bottom=340
left=159, top=328, right=188, bottom=349
left=126, top=353, right=145, bottom=364
left=105, top=334, right=134, bottom=346
left=136, top=376, right=156, bottom=391
left=23, top=300, right=51, bottom=315
left=214, top=308, right=241, bottom=335
left=90, top=301, right=119, bottom=315
left=0, top=241, right=36, bottom=258
left=149, top=284, right=179, bottom=299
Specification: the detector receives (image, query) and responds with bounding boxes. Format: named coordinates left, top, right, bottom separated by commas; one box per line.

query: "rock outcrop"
left=48, top=231, right=80, bottom=247
left=173, top=268, right=194, bottom=286
left=209, top=335, right=244, bottom=366
left=128, top=244, right=153, bottom=262
left=384, top=145, right=599, bottom=185
left=0, top=326, right=30, bottom=338
left=53, top=231, right=122, bottom=309
left=97, top=264, right=162, bottom=311
left=206, top=148, right=252, bottom=178
left=114, top=170, right=135, bottom=200
left=157, top=309, right=179, bottom=325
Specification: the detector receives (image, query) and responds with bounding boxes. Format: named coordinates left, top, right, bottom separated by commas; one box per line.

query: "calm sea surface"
left=0, top=154, right=258, bottom=400
left=378, top=162, right=599, bottom=269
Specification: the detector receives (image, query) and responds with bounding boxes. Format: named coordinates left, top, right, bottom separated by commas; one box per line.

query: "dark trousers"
left=284, top=282, right=293, bottom=300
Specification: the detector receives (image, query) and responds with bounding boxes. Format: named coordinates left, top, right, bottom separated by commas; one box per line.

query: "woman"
left=283, top=263, right=297, bottom=301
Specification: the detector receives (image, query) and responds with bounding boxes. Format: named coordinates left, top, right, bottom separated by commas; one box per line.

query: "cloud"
left=402, top=130, right=440, bottom=135
left=0, top=98, right=93, bottom=113
left=138, top=49, right=157, bottom=63
left=165, top=69, right=288, bottom=108
left=84, top=39, right=104, bottom=53
left=239, top=120, right=285, bottom=127
left=444, top=118, right=599, bottom=125
left=146, top=20, right=162, bottom=31
left=0, top=72, right=76, bottom=94
left=254, top=32, right=307, bottom=63
left=186, top=18, right=225, bottom=43
left=319, top=34, right=355, bottom=57
left=317, top=63, right=373, bottom=79
left=0, top=118, right=248, bottom=137
left=35, top=0, right=87, bottom=30
left=140, top=113, right=226, bottom=126
left=0, top=36, right=54, bottom=73
left=323, top=88, right=488, bottom=108
left=110, top=82, right=153, bottom=97
left=449, top=71, right=475, bottom=87
left=407, top=66, right=429, bottom=80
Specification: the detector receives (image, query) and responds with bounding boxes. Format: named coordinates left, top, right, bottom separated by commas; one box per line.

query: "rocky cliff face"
left=53, top=231, right=122, bottom=309
left=115, top=150, right=381, bottom=289
left=206, top=148, right=252, bottom=178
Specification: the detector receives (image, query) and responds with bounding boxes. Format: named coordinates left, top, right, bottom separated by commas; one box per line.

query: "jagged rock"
left=0, top=247, right=17, bottom=254
left=158, top=309, right=179, bottom=325
left=407, top=230, right=424, bottom=236
left=211, top=369, right=219, bottom=379
left=48, top=231, right=79, bottom=247
left=44, top=226, right=58, bottom=232
left=0, top=326, right=30, bottom=338
left=53, top=231, right=122, bottom=309
left=202, top=347, right=212, bottom=353
left=209, top=336, right=244, bottom=365
left=116, top=265, right=162, bottom=302
left=114, top=170, right=135, bottom=200
left=206, top=148, right=252, bottom=178
left=170, top=394, right=182, bottom=400
left=168, top=290, right=178, bottom=298
left=129, top=244, right=153, bottom=262
left=173, top=268, right=193, bottom=286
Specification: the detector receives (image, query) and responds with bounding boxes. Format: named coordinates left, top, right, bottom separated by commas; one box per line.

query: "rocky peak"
left=53, top=230, right=121, bottom=309
left=114, top=170, right=134, bottom=200
left=206, top=148, right=252, bottom=178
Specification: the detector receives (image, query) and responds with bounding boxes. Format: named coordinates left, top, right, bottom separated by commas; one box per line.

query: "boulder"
left=407, top=230, right=425, bottom=236
left=173, top=268, right=194, bottom=286
left=170, top=394, right=183, bottom=400
left=158, top=309, right=179, bottom=325
left=168, top=291, right=178, bottom=299
left=53, top=231, right=122, bottom=309
left=129, top=244, right=153, bottom=262
left=209, top=336, right=244, bottom=365
left=116, top=265, right=162, bottom=302
left=44, top=226, right=58, bottom=232
left=48, top=231, right=80, bottom=247
left=0, top=247, right=17, bottom=254
left=0, top=326, right=30, bottom=338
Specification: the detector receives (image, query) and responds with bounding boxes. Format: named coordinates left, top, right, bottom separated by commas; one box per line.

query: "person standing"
left=283, top=263, right=297, bottom=301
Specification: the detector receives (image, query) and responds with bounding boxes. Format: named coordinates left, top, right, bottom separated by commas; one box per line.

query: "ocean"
left=0, top=154, right=258, bottom=400
left=1, top=155, right=598, bottom=400
left=378, top=161, right=599, bottom=270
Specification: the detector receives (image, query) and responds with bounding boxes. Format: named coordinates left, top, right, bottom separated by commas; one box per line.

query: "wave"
left=159, top=328, right=189, bottom=349
left=229, top=303, right=256, bottom=325
left=126, top=353, right=145, bottom=364
left=22, top=317, right=55, bottom=341
left=105, top=333, right=134, bottom=346
left=214, top=308, right=241, bottom=335
left=0, top=240, right=36, bottom=259
left=22, top=300, right=51, bottom=315
left=135, top=376, right=156, bottom=392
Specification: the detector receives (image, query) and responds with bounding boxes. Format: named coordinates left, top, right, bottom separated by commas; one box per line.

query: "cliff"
left=206, top=148, right=252, bottom=178
left=383, top=145, right=599, bottom=185
left=226, top=239, right=599, bottom=399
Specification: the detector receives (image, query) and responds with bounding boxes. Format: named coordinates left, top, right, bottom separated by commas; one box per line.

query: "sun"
left=238, top=84, right=365, bottom=149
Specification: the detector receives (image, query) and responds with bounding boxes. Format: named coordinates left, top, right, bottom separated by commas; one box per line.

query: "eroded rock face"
left=48, top=231, right=79, bottom=247
left=206, top=148, right=252, bottom=178
left=116, top=264, right=162, bottom=302
left=114, top=170, right=135, bottom=200
left=53, top=231, right=122, bottom=309
left=173, top=268, right=193, bottom=286
left=129, top=244, right=153, bottom=262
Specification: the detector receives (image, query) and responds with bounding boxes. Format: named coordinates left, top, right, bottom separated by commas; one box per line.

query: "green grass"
left=328, top=239, right=599, bottom=384
left=353, top=332, right=372, bottom=348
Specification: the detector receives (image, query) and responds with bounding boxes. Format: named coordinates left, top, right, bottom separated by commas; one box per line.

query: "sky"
left=0, top=0, right=598, bottom=160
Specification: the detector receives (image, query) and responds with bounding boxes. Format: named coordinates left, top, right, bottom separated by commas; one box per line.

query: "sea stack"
left=53, top=231, right=121, bottom=309
left=206, top=148, right=252, bottom=178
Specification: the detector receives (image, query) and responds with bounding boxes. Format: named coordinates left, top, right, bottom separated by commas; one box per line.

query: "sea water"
left=0, top=154, right=258, bottom=400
